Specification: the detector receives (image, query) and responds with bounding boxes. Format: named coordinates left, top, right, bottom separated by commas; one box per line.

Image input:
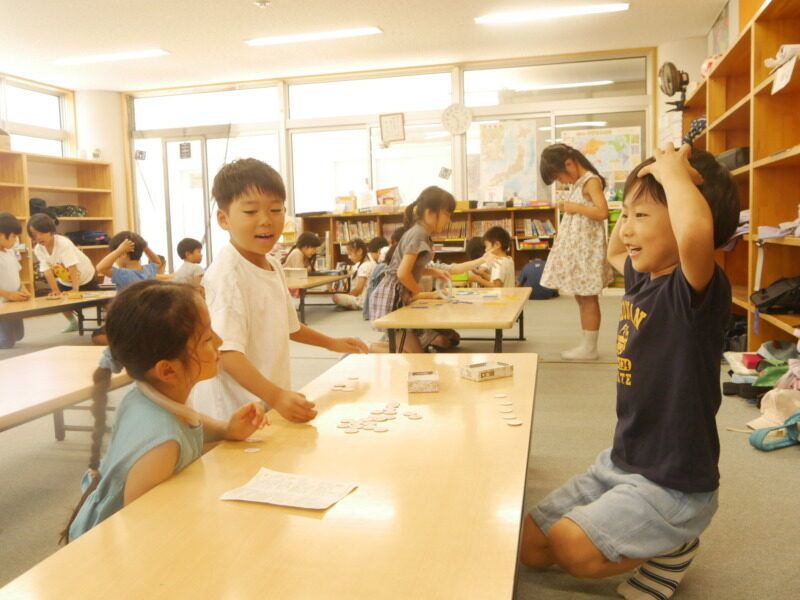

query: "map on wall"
left=560, top=126, right=642, bottom=194
left=478, top=120, right=538, bottom=202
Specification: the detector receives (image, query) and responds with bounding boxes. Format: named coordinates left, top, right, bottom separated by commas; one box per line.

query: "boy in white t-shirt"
left=0, top=213, right=30, bottom=348
left=173, top=238, right=204, bottom=285
left=469, top=226, right=516, bottom=288
left=190, top=159, right=369, bottom=422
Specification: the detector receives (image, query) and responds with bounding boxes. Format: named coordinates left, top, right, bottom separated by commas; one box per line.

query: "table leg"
left=494, top=329, right=503, bottom=353
left=53, top=410, right=65, bottom=441
left=398, top=330, right=408, bottom=353
left=299, top=290, right=307, bottom=324
left=388, top=330, right=397, bottom=353
left=518, top=310, right=526, bottom=341
left=76, top=308, right=85, bottom=336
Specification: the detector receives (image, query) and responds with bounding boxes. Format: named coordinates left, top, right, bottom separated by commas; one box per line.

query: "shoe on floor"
left=62, top=319, right=79, bottom=333
left=560, top=346, right=598, bottom=360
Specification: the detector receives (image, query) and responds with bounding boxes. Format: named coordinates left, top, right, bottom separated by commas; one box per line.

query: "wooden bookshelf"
left=300, top=204, right=559, bottom=273
left=0, top=150, right=115, bottom=291
left=689, top=0, right=800, bottom=350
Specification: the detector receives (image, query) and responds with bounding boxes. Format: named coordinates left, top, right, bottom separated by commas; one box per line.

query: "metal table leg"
left=494, top=329, right=503, bottom=353
left=299, top=289, right=307, bottom=324
left=388, top=329, right=397, bottom=353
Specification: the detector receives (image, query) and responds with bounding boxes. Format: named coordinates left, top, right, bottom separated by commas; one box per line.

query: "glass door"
left=165, top=139, right=208, bottom=270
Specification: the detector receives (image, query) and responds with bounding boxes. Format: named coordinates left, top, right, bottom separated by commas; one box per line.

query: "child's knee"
left=519, top=516, right=551, bottom=568
left=548, top=518, right=607, bottom=578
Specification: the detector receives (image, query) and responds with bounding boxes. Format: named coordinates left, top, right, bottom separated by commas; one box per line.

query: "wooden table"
left=0, top=353, right=538, bottom=599
left=0, top=346, right=130, bottom=439
left=288, top=273, right=349, bottom=323
left=374, top=287, right=531, bottom=353
left=0, top=291, right=116, bottom=336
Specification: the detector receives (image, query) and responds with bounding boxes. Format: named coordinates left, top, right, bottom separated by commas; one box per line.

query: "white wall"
left=74, top=91, right=128, bottom=230
left=656, top=37, right=708, bottom=146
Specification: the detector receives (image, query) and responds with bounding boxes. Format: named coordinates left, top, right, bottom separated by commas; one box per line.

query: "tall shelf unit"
left=684, top=0, right=800, bottom=350
left=0, top=150, right=115, bottom=292
left=300, top=205, right=558, bottom=273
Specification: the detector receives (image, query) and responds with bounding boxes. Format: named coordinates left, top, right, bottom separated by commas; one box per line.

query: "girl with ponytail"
left=61, top=280, right=267, bottom=543
left=332, top=238, right=374, bottom=310
left=368, top=186, right=495, bottom=352
left=539, top=144, right=613, bottom=360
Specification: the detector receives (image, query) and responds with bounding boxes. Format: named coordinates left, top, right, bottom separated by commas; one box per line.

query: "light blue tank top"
left=69, top=384, right=204, bottom=541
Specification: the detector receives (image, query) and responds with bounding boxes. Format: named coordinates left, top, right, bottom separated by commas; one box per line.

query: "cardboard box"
left=460, top=361, right=513, bottom=382
left=408, top=370, right=439, bottom=393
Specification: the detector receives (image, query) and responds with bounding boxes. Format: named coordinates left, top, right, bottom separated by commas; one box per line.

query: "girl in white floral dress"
left=539, top=144, right=613, bottom=360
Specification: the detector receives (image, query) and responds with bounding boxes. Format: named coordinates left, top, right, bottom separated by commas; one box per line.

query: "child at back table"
left=0, top=213, right=30, bottom=349
left=95, top=231, right=162, bottom=290
left=539, top=143, right=613, bottom=360
left=190, top=158, right=368, bottom=422
left=173, top=237, right=204, bottom=285
left=64, top=281, right=267, bottom=542
left=332, top=238, right=375, bottom=310
left=520, top=145, right=739, bottom=600
left=468, top=226, right=515, bottom=288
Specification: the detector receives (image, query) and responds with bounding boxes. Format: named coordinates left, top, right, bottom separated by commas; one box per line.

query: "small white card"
left=221, top=467, right=357, bottom=510
left=772, top=55, right=797, bottom=95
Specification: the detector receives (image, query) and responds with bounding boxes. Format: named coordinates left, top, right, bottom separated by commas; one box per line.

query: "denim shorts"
left=531, top=449, right=718, bottom=562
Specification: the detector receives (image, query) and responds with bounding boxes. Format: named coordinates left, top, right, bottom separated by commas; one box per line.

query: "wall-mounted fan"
left=658, top=62, right=690, bottom=112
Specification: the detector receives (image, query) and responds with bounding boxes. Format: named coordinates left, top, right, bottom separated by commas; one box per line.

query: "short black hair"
left=483, top=226, right=511, bottom=253
left=623, top=149, right=739, bottom=249
left=295, top=232, right=322, bottom=249
left=211, top=158, right=285, bottom=212
left=109, top=231, right=147, bottom=261
left=177, top=237, right=202, bottom=259
left=0, top=212, right=22, bottom=236
left=27, top=212, right=58, bottom=235
left=465, top=236, right=485, bottom=260
left=367, top=236, right=389, bottom=253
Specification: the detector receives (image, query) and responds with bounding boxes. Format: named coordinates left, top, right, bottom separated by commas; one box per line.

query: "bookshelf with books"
left=299, top=204, right=559, bottom=274
left=684, top=0, right=800, bottom=350
left=0, top=150, right=115, bottom=292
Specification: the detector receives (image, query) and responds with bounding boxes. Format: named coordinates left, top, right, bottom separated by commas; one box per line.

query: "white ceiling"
left=0, top=0, right=725, bottom=92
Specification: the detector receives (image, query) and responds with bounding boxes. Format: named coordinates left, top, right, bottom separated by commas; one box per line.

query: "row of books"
left=432, top=220, right=468, bottom=240
left=471, top=218, right=513, bottom=237
left=515, top=218, right=556, bottom=238
left=334, top=220, right=379, bottom=243
left=515, top=238, right=550, bottom=251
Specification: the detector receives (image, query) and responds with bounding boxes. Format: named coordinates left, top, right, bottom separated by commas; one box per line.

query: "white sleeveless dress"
left=541, top=172, right=613, bottom=296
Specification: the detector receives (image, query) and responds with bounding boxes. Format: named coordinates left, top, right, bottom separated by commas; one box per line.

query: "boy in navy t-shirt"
left=520, top=144, right=738, bottom=600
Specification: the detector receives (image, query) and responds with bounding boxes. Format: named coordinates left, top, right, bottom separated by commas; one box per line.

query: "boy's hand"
left=328, top=336, right=369, bottom=354
left=5, top=290, right=31, bottom=302
left=117, top=238, right=136, bottom=256
left=226, top=402, right=269, bottom=440
left=273, top=389, right=317, bottom=423
left=639, top=143, right=704, bottom=186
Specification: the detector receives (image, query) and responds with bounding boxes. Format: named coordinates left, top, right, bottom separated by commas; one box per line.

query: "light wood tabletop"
left=373, top=287, right=531, bottom=352
left=288, top=274, right=349, bottom=323
left=0, top=353, right=538, bottom=600
left=0, top=291, right=116, bottom=335
left=0, top=345, right=131, bottom=433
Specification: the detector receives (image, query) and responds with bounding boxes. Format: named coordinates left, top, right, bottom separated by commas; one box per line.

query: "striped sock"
left=617, top=538, right=700, bottom=599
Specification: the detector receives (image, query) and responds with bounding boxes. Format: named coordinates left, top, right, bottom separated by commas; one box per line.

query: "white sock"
left=617, top=539, right=700, bottom=599
left=583, top=330, right=599, bottom=353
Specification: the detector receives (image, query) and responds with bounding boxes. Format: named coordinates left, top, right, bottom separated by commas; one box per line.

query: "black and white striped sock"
left=617, top=538, right=700, bottom=599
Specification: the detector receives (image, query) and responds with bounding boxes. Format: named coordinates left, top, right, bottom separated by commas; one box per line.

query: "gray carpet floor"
left=0, top=294, right=797, bottom=598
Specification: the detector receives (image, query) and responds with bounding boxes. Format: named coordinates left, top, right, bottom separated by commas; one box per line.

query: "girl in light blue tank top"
left=63, top=280, right=268, bottom=543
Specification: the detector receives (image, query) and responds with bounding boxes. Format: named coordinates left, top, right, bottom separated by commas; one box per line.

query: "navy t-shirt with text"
left=611, top=257, right=731, bottom=493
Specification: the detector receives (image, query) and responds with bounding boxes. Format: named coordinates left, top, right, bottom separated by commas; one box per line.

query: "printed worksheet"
left=220, top=468, right=357, bottom=510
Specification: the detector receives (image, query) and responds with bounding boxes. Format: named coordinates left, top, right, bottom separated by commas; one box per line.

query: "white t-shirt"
left=490, top=256, right=516, bottom=287
left=190, top=243, right=301, bottom=420
left=282, top=248, right=307, bottom=270
left=352, top=257, right=376, bottom=306
left=34, top=235, right=95, bottom=286
left=173, top=260, right=204, bottom=284
left=0, top=248, right=22, bottom=300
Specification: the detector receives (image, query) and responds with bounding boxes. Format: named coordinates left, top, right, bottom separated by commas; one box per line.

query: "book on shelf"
left=515, top=237, right=549, bottom=251
left=471, top=218, right=513, bottom=237
left=432, top=220, right=467, bottom=240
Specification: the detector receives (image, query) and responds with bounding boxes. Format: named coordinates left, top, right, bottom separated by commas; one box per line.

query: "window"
left=289, top=73, right=451, bottom=119
left=134, top=87, right=281, bottom=130
left=9, top=134, right=62, bottom=157
left=291, top=129, right=369, bottom=214
left=371, top=124, right=453, bottom=205
left=133, top=138, right=168, bottom=264
left=5, top=85, right=62, bottom=129
left=464, top=58, right=647, bottom=108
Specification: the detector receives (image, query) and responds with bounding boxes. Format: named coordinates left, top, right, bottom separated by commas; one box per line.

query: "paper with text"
left=221, top=467, right=357, bottom=510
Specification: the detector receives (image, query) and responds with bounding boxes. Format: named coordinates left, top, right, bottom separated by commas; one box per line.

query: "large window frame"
left=126, top=49, right=654, bottom=221
left=0, top=74, right=74, bottom=156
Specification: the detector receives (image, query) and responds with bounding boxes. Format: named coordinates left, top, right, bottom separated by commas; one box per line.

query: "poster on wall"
left=477, top=120, right=538, bottom=204
left=709, top=2, right=731, bottom=56
left=560, top=126, right=642, bottom=199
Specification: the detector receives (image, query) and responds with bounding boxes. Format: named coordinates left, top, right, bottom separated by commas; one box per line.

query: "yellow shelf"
left=58, top=217, right=113, bottom=221
left=759, top=313, right=800, bottom=336
left=78, top=245, right=110, bottom=250
left=27, top=185, right=112, bottom=194
left=24, top=153, right=111, bottom=168
left=753, top=144, right=800, bottom=169
left=684, top=79, right=707, bottom=109
left=709, top=95, right=750, bottom=131
left=708, top=26, right=752, bottom=79
left=732, top=285, right=750, bottom=310
left=730, top=165, right=750, bottom=178
left=0, top=182, right=24, bottom=189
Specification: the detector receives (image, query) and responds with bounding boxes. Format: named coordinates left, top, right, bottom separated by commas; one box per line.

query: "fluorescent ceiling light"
left=476, top=3, right=630, bottom=25
left=55, top=49, right=169, bottom=66
left=539, top=121, right=608, bottom=131
left=519, top=79, right=613, bottom=91
left=246, top=27, right=382, bottom=46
